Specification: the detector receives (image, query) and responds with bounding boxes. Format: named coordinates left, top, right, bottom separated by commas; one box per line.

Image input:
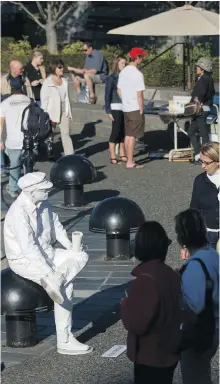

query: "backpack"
left=21, top=99, right=52, bottom=140
left=180, top=258, right=215, bottom=353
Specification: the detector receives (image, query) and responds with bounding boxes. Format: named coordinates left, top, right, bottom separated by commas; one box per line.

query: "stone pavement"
left=1, top=134, right=219, bottom=382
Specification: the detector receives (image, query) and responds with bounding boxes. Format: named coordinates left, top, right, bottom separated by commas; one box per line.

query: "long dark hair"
left=175, top=209, right=208, bottom=250
left=111, top=56, right=126, bottom=75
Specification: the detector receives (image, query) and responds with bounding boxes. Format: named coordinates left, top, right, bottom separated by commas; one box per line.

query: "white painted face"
left=31, top=189, right=49, bottom=204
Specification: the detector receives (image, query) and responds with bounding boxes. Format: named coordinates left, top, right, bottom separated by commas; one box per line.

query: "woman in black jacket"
left=188, top=58, right=215, bottom=163
left=190, top=141, right=219, bottom=249
left=105, top=56, right=127, bottom=164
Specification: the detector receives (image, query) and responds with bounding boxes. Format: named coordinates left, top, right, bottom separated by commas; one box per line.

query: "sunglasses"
left=199, top=160, right=215, bottom=166
left=57, top=66, right=64, bottom=69
left=82, top=49, right=88, bottom=52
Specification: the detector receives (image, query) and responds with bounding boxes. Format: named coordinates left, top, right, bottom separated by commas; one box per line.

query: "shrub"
left=1, top=37, right=15, bottom=51
left=1, top=40, right=219, bottom=86
left=61, top=41, right=84, bottom=54
left=7, top=36, right=31, bottom=56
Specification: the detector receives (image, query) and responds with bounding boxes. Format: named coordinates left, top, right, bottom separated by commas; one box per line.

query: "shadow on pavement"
left=77, top=141, right=109, bottom=158
left=84, top=189, right=120, bottom=204
left=144, top=124, right=190, bottom=152
left=80, top=120, right=103, bottom=139
left=76, top=282, right=132, bottom=344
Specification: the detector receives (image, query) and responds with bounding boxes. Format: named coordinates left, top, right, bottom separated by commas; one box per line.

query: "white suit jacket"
left=40, top=75, right=72, bottom=123
left=4, top=192, right=72, bottom=274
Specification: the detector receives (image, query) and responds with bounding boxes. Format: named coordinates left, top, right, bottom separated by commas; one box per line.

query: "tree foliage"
left=9, top=1, right=76, bottom=30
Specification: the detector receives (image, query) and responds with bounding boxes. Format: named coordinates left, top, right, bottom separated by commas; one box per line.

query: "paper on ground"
left=102, top=345, right=127, bottom=358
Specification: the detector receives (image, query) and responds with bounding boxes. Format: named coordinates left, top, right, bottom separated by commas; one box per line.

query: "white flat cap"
left=18, top=172, right=53, bottom=192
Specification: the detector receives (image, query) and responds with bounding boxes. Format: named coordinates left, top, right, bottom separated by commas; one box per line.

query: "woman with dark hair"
left=175, top=209, right=219, bottom=384
left=40, top=59, right=74, bottom=156
left=190, top=141, right=219, bottom=249
left=121, top=221, right=180, bottom=384
left=105, top=56, right=127, bottom=164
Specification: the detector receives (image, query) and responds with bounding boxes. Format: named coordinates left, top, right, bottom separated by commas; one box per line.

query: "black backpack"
left=180, top=258, right=215, bottom=353
left=21, top=99, right=52, bottom=140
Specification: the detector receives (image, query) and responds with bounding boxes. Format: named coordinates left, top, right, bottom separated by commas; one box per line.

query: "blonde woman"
left=40, top=60, right=74, bottom=156
left=25, top=50, right=46, bottom=106
left=190, top=141, right=219, bottom=249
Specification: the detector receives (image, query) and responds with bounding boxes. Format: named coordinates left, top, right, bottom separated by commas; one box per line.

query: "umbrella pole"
left=183, top=42, right=186, bottom=91
left=186, top=36, right=191, bottom=90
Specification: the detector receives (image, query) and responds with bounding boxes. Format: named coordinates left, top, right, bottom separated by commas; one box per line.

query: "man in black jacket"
left=188, top=58, right=215, bottom=164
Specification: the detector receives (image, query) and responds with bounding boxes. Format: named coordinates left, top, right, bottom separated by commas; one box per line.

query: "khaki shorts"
left=77, top=73, right=103, bottom=85
left=124, top=110, right=145, bottom=138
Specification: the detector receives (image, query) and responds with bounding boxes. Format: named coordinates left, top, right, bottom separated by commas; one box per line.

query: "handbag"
left=184, top=102, right=202, bottom=117
left=180, top=258, right=215, bottom=353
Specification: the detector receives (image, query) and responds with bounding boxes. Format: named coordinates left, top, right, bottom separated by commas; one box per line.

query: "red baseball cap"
left=129, top=47, right=147, bottom=58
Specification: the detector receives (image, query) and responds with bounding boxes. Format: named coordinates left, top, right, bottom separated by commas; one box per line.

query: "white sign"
left=102, top=345, right=127, bottom=358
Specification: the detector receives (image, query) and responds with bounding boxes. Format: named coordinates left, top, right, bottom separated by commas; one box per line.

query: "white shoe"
left=40, top=275, right=64, bottom=305
left=57, top=334, right=93, bottom=355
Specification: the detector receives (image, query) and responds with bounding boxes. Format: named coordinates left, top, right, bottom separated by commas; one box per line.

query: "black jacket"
left=105, top=74, right=122, bottom=114
left=24, top=62, right=43, bottom=100
left=191, top=73, right=215, bottom=106
left=190, top=172, right=219, bottom=230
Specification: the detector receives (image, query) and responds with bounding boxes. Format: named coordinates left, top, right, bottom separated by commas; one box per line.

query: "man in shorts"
left=117, top=47, right=147, bottom=169
left=68, top=42, right=108, bottom=104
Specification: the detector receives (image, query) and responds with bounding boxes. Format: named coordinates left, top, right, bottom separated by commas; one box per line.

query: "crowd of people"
left=1, top=40, right=219, bottom=383
left=0, top=42, right=217, bottom=196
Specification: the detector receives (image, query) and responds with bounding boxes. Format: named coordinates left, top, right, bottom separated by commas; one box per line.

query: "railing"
left=140, top=41, right=191, bottom=91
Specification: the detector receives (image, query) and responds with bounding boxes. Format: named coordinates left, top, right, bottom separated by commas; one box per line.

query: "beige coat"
left=40, top=75, right=72, bottom=123
left=0, top=73, right=33, bottom=98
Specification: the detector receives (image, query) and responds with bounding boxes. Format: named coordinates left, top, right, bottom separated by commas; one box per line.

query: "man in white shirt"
left=118, top=47, right=147, bottom=169
left=4, top=172, right=93, bottom=355
left=0, top=88, right=30, bottom=198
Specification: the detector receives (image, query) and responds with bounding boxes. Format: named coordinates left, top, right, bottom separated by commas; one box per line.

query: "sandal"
left=126, top=163, right=144, bottom=169
left=110, top=158, right=122, bottom=165
left=118, top=156, right=128, bottom=162
left=89, top=95, right=97, bottom=104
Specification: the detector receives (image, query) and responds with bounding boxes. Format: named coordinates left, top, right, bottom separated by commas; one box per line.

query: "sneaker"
left=57, top=334, right=93, bottom=355
left=5, top=184, right=19, bottom=199
left=40, top=275, right=64, bottom=305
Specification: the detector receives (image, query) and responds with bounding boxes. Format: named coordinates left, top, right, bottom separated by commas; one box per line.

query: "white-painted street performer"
left=4, top=172, right=92, bottom=355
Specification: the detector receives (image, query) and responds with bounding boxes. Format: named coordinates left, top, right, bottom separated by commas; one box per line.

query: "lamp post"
left=21, top=135, right=35, bottom=174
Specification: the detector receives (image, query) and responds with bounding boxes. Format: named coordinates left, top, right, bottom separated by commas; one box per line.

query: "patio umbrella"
left=107, top=5, right=220, bottom=36
left=107, top=5, right=219, bottom=89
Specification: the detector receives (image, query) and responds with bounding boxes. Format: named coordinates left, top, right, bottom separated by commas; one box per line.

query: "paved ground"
left=1, top=132, right=219, bottom=383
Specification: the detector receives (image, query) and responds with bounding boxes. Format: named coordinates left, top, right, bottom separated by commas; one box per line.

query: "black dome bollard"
left=1, top=269, right=53, bottom=348
left=50, top=154, right=96, bottom=207
left=89, top=197, right=145, bottom=260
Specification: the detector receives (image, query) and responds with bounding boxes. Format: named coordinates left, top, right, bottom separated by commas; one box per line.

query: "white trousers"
left=9, top=248, right=88, bottom=343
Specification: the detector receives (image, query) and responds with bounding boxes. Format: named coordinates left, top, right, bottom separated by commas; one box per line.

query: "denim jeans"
left=7, top=148, right=22, bottom=192
left=207, top=231, right=219, bottom=250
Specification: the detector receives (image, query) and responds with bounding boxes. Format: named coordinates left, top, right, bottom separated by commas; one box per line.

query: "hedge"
left=1, top=52, right=219, bottom=87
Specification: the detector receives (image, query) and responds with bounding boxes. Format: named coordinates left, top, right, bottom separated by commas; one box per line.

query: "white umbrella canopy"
left=107, top=5, right=220, bottom=36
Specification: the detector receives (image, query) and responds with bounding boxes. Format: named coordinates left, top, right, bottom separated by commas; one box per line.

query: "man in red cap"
left=117, top=47, right=147, bottom=169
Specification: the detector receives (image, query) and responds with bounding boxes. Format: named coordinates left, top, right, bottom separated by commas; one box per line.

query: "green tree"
left=8, top=1, right=89, bottom=53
